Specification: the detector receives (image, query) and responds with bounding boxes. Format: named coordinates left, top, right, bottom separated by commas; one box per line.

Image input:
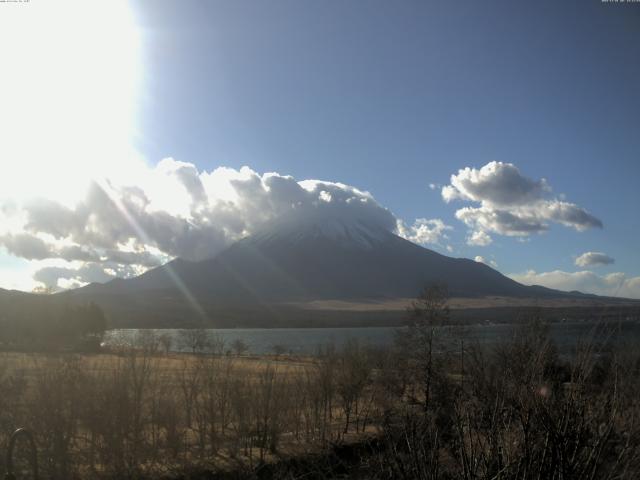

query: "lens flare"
left=0, top=0, right=144, bottom=207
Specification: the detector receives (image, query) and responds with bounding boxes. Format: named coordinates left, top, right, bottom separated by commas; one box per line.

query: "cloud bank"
left=0, top=159, right=449, bottom=290
left=442, top=162, right=602, bottom=246
left=575, top=251, right=615, bottom=267
left=509, top=270, right=640, bottom=299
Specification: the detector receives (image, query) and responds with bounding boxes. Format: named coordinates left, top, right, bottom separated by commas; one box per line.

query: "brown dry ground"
left=0, top=350, right=377, bottom=476
left=0, top=350, right=316, bottom=385
left=288, top=295, right=640, bottom=312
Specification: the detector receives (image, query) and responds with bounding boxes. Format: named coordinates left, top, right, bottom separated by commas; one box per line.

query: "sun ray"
left=95, top=179, right=210, bottom=322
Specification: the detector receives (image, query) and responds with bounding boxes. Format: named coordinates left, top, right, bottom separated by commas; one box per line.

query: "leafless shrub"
left=336, top=339, right=372, bottom=435
left=231, top=338, right=249, bottom=357
left=179, top=328, right=211, bottom=354
left=376, top=317, right=640, bottom=480
left=158, top=333, right=173, bottom=355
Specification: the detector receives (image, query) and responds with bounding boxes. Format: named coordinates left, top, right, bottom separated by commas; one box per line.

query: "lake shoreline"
left=103, top=319, right=640, bottom=356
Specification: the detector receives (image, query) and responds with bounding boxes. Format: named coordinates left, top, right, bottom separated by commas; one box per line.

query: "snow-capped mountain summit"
left=246, top=215, right=394, bottom=251
left=65, top=213, right=625, bottom=327
left=78, top=213, right=551, bottom=303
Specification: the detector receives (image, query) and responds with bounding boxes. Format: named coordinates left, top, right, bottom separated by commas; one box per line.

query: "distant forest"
left=0, top=293, right=106, bottom=349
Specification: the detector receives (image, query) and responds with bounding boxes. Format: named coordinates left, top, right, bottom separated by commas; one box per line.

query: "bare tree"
left=210, top=333, right=226, bottom=356
left=179, top=328, right=210, bottom=354
left=336, top=339, right=371, bottom=434
left=135, top=329, right=160, bottom=355
left=158, top=332, right=173, bottom=355
left=231, top=338, right=249, bottom=356
left=271, top=344, right=286, bottom=359
left=397, top=284, right=450, bottom=410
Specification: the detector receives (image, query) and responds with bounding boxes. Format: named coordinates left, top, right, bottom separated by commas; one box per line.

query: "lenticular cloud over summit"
left=0, top=159, right=448, bottom=290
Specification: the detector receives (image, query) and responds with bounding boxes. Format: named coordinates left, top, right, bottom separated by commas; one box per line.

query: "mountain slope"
left=63, top=218, right=640, bottom=327
left=77, top=217, right=565, bottom=303
left=0, top=219, right=634, bottom=329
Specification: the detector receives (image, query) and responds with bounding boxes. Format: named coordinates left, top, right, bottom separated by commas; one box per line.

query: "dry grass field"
left=0, top=344, right=385, bottom=479
left=290, top=295, right=640, bottom=312
left=2, top=314, right=640, bottom=479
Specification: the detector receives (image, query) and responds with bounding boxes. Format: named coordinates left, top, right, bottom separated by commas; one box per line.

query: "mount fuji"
left=59, top=214, right=631, bottom=327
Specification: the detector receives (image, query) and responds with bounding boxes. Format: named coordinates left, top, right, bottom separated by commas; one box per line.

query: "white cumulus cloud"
left=466, top=229, right=493, bottom=246
left=508, top=270, right=640, bottom=299
left=575, top=251, right=615, bottom=267
left=396, top=218, right=453, bottom=246
left=474, top=255, right=498, bottom=268
left=0, top=159, right=445, bottom=290
left=443, top=161, right=602, bottom=246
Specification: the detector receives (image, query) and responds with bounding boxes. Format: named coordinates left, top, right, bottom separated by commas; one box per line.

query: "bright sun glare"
left=0, top=0, right=144, bottom=206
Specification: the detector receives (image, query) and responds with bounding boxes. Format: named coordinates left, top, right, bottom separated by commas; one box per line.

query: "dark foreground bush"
left=368, top=320, right=640, bottom=480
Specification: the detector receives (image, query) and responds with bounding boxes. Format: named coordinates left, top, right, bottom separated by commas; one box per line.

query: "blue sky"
left=0, top=0, right=639, bottom=296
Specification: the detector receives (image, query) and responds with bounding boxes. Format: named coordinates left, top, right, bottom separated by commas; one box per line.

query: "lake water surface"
left=103, top=320, right=640, bottom=355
